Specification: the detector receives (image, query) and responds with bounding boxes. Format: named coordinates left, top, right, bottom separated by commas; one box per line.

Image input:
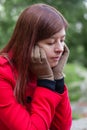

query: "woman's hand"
left=52, top=44, right=69, bottom=79
left=30, top=46, right=54, bottom=80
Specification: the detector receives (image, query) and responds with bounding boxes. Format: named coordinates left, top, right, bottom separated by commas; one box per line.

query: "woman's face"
left=37, top=28, right=66, bottom=68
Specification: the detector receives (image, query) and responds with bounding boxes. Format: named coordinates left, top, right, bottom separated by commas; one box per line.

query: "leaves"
left=0, top=0, right=87, bottom=66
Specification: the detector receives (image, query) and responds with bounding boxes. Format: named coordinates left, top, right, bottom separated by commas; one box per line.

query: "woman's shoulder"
left=0, top=55, right=11, bottom=71
left=0, top=55, right=8, bottom=66
left=0, top=55, right=15, bottom=84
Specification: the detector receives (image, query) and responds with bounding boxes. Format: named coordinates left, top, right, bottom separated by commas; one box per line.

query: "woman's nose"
left=54, top=41, right=64, bottom=52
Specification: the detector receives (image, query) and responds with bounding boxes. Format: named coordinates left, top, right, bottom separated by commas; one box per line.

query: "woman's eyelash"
left=47, top=42, right=54, bottom=45
left=61, top=39, right=65, bottom=42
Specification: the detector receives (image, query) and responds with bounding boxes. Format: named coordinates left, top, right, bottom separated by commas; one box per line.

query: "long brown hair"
left=0, top=3, right=68, bottom=105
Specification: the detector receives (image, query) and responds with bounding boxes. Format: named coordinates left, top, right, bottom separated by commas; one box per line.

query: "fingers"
left=31, top=46, right=40, bottom=62
left=31, top=46, right=47, bottom=63
left=59, top=44, right=69, bottom=64
left=40, top=48, right=47, bottom=59
left=64, top=44, right=70, bottom=54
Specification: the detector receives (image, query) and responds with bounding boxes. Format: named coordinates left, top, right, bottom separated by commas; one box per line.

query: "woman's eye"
left=60, top=39, right=65, bottom=43
left=47, top=42, right=54, bottom=45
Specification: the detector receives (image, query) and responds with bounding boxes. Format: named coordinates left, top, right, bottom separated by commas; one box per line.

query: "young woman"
left=0, top=3, right=72, bottom=130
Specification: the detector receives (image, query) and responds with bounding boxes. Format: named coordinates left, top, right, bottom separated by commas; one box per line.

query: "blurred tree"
left=0, top=0, right=87, bottom=66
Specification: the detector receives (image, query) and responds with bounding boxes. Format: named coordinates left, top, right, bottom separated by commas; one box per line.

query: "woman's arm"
left=0, top=69, right=61, bottom=130
left=50, top=85, right=72, bottom=130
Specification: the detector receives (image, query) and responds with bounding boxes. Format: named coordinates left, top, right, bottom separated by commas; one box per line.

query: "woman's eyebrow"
left=61, top=35, right=66, bottom=38
left=45, top=35, right=66, bottom=42
left=45, top=38, right=55, bottom=41
left=51, top=35, right=66, bottom=39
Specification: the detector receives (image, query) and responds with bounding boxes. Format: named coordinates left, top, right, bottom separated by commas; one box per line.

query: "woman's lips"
left=51, top=56, right=60, bottom=61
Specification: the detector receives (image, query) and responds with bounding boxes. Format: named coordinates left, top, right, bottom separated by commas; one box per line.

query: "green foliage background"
left=0, top=0, right=87, bottom=66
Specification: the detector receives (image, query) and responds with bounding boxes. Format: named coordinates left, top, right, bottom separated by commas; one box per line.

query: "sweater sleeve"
left=50, top=85, right=72, bottom=130
left=0, top=65, right=62, bottom=130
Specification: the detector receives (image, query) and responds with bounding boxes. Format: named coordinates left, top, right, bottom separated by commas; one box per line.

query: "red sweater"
left=0, top=56, right=72, bottom=130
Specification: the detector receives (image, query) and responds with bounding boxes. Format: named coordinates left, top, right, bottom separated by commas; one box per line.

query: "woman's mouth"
left=51, top=56, right=60, bottom=61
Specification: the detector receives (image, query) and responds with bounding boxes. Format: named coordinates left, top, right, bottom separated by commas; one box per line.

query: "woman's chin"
left=50, top=62, right=58, bottom=68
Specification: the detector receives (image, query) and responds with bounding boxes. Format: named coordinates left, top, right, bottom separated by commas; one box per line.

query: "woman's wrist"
left=37, top=79, right=56, bottom=91
left=37, top=77, right=64, bottom=94
left=55, top=77, right=64, bottom=94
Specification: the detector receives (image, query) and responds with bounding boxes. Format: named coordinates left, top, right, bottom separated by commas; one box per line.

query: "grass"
left=64, top=63, right=84, bottom=102
left=64, top=63, right=86, bottom=119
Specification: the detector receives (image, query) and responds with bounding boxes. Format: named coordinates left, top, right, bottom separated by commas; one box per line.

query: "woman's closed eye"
left=47, top=42, right=55, bottom=45
left=60, top=38, right=65, bottom=43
